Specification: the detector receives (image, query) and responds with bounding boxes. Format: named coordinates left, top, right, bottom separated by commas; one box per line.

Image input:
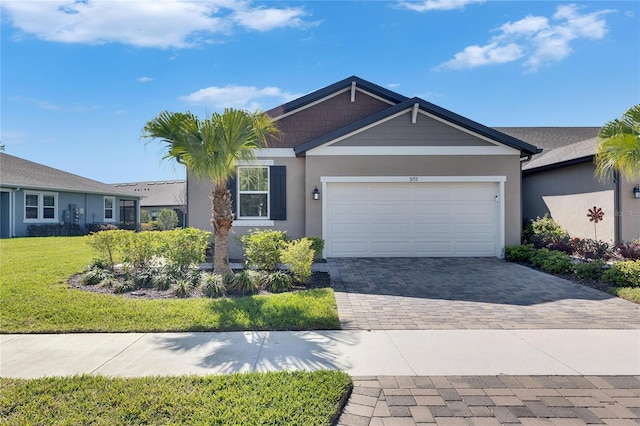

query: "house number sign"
left=409, top=177, right=419, bottom=182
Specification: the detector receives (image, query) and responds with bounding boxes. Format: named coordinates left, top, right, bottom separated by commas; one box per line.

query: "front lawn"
left=0, top=237, right=340, bottom=333
left=0, top=371, right=352, bottom=425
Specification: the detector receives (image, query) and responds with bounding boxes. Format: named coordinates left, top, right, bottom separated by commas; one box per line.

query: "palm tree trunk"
left=211, top=183, right=234, bottom=276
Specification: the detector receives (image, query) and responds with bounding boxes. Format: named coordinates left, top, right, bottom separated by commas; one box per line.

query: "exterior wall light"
left=312, top=186, right=320, bottom=200
left=634, top=185, right=640, bottom=199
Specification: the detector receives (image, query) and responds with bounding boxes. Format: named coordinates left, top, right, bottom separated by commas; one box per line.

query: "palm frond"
left=595, top=105, right=640, bottom=182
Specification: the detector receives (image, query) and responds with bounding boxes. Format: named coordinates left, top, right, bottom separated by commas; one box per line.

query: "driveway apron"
left=328, top=257, right=640, bottom=330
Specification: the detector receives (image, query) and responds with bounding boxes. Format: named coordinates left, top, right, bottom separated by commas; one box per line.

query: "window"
left=104, top=197, right=115, bottom=222
left=23, top=191, right=58, bottom=223
left=238, top=167, right=269, bottom=218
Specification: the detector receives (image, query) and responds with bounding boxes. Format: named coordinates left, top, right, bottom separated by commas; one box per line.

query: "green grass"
left=610, top=286, right=640, bottom=303
left=0, top=237, right=340, bottom=333
left=0, top=371, right=352, bottom=425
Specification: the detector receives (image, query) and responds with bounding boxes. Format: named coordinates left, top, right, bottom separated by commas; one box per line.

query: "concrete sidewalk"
left=2, top=329, right=639, bottom=379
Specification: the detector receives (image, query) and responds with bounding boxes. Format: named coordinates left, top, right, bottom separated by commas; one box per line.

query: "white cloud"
left=180, top=85, right=303, bottom=110
left=436, top=4, right=611, bottom=72
left=397, top=0, right=485, bottom=12
left=1, top=0, right=309, bottom=49
left=10, top=95, right=100, bottom=112
left=137, top=77, right=155, bottom=83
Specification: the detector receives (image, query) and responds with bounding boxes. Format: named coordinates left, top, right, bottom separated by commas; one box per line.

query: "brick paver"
left=338, top=376, right=640, bottom=425
left=328, top=258, right=640, bottom=330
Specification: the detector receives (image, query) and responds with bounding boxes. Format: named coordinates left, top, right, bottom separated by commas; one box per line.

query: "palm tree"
left=595, top=104, right=640, bottom=182
left=143, top=109, right=280, bottom=275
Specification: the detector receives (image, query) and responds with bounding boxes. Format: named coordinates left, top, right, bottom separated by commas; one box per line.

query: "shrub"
left=130, top=265, right=156, bottom=289
left=85, top=230, right=132, bottom=270
left=571, top=238, right=611, bottom=260
left=159, top=228, right=211, bottom=271
left=240, top=229, right=289, bottom=271
left=616, top=241, right=640, bottom=260
left=140, top=210, right=152, bottom=223
left=140, top=222, right=155, bottom=232
left=86, top=223, right=119, bottom=233
left=81, top=267, right=112, bottom=286
left=200, top=273, right=226, bottom=298
left=173, top=280, right=191, bottom=298
left=227, top=270, right=259, bottom=295
left=574, top=261, right=605, bottom=280
left=524, top=214, right=569, bottom=248
left=122, top=231, right=160, bottom=270
left=151, top=265, right=179, bottom=291
left=280, top=238, right=314, bottom=283
left=531, top=248, right=573, bottom=274
left=113, top=280, right=135, bottom=294
left=602, top=261, right=640, bottom=287
left=157, top=209, right=179, bottom=230
left=262, top=271, right=293, bottom=293
left=308, top=236, right=325, bottom=259
left=504, top=244, right=537, bottom=263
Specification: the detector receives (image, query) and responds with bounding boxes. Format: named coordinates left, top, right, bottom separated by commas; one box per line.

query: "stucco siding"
left=620, top=177, right=640, bottom=242
left=333, top=111, right=494, bottom=147
left=304, top=155, right=523, bottom=249
left=522, top=163, right=616, bottom=242
left=187, top=157, right=306, bottom=259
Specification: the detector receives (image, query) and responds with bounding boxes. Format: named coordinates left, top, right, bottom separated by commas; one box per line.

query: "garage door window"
left=238, top=167, right=269, bottom=218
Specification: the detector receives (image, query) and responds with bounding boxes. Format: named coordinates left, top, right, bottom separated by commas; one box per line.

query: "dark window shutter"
left=269, top=166, right=286, bottom=220
left=227, top=175, right=237, bottom=219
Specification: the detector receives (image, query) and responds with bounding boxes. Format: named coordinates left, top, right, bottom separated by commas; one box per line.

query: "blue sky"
left=1, top=0, right=638, bottom=183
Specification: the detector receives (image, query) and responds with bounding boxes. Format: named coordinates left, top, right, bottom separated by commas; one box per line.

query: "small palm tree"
left=595, top=104, right=640, bottom=182
left=143, top=109, right=280, bottom=275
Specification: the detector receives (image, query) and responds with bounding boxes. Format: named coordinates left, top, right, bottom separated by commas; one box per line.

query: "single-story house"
left=496, top=127, right=640, bottom=244
left=112, top=180, right=186, bottom=227
left=0, top=152, right=142, bottom=238
left=187, top=76, right=540, bottom=259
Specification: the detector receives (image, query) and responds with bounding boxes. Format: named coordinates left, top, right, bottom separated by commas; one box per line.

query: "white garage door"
left=324, top=181, right=500, bottom=257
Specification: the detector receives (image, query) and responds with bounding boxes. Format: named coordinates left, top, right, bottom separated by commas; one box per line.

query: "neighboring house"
left=112, top=180, right=187, bottom=227
left=0, top=153, right=142, bottom=238
left=188, top=76, right=540, bottom=259
left=496, top=127, right=640, bottom=244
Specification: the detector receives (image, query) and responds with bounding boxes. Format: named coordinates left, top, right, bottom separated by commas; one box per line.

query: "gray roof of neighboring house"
left=0, top=152, right=140, bottom=197
left=495, top=127, right=601, bottom=172
left=112, top=180, right=186, bottom=207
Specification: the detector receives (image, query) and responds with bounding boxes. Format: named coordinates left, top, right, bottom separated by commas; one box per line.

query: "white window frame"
left=237, top=166, right=270, bottom=220
left=23, top=191, right=58, bottom=223
left=103, top=196, right=116, bottom=222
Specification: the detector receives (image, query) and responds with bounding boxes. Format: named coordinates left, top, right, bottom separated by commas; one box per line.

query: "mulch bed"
left=68, top=270, right=331, bottom=300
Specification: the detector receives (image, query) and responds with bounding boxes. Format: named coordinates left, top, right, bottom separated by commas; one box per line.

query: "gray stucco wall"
left=304, top=155, right=523, bottom=249
left=187, top=157, right=306, bottom=259
left=620, top=177, right=640, bottom=242
left=6, top=189, right=137, bottom=237
left=522, top=163, right=616, bottom=243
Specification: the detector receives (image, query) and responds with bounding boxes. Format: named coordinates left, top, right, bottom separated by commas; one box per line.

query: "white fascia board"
left=253, top=148, right=296, bottom=158
left=308, top=145, right=520, bottom=156
left=236, top=159, right=274, bottom=166
left=272, top=87, right=397, bottom=121
left=321, top=176, right=507, bottom=183
left=418, top=110, right=506, bottom=147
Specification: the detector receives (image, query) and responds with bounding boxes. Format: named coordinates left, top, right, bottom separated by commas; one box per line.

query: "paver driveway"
left=328, top=258, right=640, bottom=330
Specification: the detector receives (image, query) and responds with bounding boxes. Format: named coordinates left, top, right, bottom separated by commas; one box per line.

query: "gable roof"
left=495, top=127, right=601, bottom=173
left=0, top=153, right=140, bottom=197
left=294, top=96, right=541, bottom=157
left=267, top=75, right=408, bottom=120
left=112, top=180, right=186, bottom=207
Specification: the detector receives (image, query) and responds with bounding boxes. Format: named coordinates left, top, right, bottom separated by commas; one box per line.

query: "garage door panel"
left=371, top=241, right=410, bottom=254
left=325, top=181, right=499, bottom=257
